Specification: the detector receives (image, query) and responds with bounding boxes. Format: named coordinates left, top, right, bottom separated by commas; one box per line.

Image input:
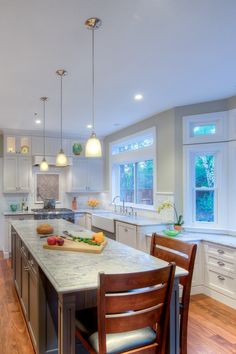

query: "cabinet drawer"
left=116, top=222, right=137, bottom=249
left=204, top=242, right=236, bottom=262
left=205, top=267, right=236, bottom=299
left=208, top=255, right=235, bottom=274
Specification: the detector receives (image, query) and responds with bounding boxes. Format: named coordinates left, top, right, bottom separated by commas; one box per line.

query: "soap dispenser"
left=72, top=197, right=77, bottom=210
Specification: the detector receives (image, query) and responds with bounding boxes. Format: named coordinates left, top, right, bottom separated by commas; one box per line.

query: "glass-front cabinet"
left=5, top=135, right=31, bottom=155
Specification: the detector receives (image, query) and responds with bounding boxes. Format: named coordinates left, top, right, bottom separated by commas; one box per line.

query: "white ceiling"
left=0, top=0, right=236, bottom=138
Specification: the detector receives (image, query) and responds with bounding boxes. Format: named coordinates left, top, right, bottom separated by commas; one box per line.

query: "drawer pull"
left=217, top=249, right=224, bottom=254
left=19, top=217, right=24, bottom=221
left=217, top=261, right=225, bottom=266
left=30, top=259, right=34, bottom=267
left=24, top=266, right=30, bottom=271
left=217, top=275, right=225, bottom=281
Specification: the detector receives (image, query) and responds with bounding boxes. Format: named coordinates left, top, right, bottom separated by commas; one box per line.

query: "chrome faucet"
left=112, top=195, right=120, bottom=213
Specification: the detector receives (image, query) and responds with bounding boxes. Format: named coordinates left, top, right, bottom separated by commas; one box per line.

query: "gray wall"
left=104, top=95, right=236, bottom=213
left=104, top=108, right=176, bottom=199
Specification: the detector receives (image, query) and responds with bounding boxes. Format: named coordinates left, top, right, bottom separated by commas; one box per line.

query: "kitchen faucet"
left=112, top=195, right=120, bottom=213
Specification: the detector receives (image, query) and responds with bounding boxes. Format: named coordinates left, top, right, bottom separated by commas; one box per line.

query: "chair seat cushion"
left=89, top=327, right=156, bottom=354
left=76, top=307, right=156, bottom=354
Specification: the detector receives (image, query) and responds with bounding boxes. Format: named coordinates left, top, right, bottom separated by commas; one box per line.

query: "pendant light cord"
left=92, top=28, right=95, bottom=132
left=43, top=99, right=46, bottom=158
left=60, top=74, right=63, bottom=149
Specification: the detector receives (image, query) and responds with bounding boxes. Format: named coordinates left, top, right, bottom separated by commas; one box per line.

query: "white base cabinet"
left=116, top=222, right=137, bottom=248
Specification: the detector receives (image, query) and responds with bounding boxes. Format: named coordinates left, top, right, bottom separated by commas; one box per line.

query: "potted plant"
left=157, top=201, right=184, bottom=231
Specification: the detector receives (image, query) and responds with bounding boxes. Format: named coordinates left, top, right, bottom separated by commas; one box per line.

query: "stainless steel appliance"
left=43, top=199, right=56, bottom=209
left=32, top=208, right=75, bottom=223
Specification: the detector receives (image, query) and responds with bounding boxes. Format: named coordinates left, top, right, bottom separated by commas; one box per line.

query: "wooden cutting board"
left=43, top=238, right=107, bottom=254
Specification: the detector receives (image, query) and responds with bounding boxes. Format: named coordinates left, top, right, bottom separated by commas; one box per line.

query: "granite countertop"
left=4, top=211, right=35, bottom=216
left=146, top=231, right=236, bottom=249
left=11, top=219, right=187, bottom=294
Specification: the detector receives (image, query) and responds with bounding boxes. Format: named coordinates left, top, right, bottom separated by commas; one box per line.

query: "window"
left=194, top=154, right=215, bottom=222
left=184, top=142, right=227, bottom=228
left=120, top=160, right=153, bottom=205
left=110, top=128, right=156, bottom=208
left=111, top=132, right=154, bottom=155
left=192, top=124, right=216, bottom=136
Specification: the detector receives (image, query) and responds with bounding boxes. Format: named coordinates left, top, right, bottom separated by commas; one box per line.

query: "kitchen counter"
left=11, top=219, right=187, bottom=294
left=146, top=231, right=236, bottom=248
left=4, top=211, right=35, bottom=216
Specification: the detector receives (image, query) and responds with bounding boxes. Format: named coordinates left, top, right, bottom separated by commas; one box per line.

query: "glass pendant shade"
left=56, top=148, right=68, bottom=166
left=85, top=132, right=102, bottom=157
left=40, top=158, right=49, bottom=171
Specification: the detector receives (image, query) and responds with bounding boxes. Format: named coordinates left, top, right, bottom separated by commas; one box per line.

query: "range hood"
left=33, top=156, right=73, bottom=166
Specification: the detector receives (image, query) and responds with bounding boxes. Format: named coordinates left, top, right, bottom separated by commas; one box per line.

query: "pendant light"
left=40, top=97, right=49, bottom=171
left=56, top=69, right=68, bottom=166
left=85, top=17, right=102, bottom=158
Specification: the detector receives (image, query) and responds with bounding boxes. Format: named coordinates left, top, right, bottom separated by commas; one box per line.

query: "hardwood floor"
left=0, top=253, right=235, bottom=354
left=0, top=253, right=34, bottom=354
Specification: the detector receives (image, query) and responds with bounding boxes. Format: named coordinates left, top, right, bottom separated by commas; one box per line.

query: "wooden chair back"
left=150, top=233, right=197, bottom=354
left=97, top=263, right=176, bottom=354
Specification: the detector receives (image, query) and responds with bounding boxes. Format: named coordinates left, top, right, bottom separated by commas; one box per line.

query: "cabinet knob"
left=124, top=228, right=128, bottom=232
left=217, top=261, right=225, bottom=266
left=217, top=275, right=225, bottom=281
left=217, top=249, right=224, bottom=254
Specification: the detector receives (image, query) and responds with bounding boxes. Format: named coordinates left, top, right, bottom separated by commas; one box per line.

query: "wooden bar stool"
left=150, top=233, right=197, bottom=354
left=75, top=263, right=176, bottom=354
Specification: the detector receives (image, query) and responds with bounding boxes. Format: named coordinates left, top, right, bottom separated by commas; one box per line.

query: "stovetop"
left=31, top=208, right=73, bottom=214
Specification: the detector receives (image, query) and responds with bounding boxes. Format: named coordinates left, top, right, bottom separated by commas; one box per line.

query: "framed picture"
left=35, top=173, right=60, bottom=203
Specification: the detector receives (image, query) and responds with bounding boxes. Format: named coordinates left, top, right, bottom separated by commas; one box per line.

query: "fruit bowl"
left=162, top=229, right=181, bottom=237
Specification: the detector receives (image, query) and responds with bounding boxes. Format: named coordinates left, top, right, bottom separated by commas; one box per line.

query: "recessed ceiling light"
left=35, top=119, right=41, bottom=124
left=87, top=124, right=93, bottom=129
left=134, top=93, right=143, bottom=101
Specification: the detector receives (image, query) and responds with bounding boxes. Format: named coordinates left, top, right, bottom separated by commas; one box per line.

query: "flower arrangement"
left=87, top=198, right=99, bottom=209
left=157, top=201, right=184, bottom=230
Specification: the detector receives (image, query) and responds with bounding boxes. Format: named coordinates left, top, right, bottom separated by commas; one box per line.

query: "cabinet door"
left=21, top=253, right=29, bottom=318
left=75, top=213, right=86, bottom=228
left=71, top=159, right=88, bottom=191
left=3, top=156, right=17, bottom=192
left=28, top=259, right=39, bottom=350
left=15, top=235, right=22, bottom=296
left=18, top=157, right=31, bottom=192
left=31, top=136, right=44, bottom=155
left=87, top=159, right=104, bottom=191
left=86, top=214, right=92, bottom=230
left=116, top=222, right=137, bottom=248
left=45, top=137, right=61, bottom=156
left=18, top=136, right=31, bottom=155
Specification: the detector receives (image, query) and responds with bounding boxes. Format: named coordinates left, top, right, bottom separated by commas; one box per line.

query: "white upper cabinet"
left=67, top=158, right=104, bottom=193
left=31, top=136, right=44, bottom=155
left=3, top=156, right=31, bottom=193
left=45, top=137, right=61, bottom=156
left=4, top=135, right=31, bottom=155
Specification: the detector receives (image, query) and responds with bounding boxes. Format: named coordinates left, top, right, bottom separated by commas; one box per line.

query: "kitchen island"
left=11, top=219, right=188, bottom=354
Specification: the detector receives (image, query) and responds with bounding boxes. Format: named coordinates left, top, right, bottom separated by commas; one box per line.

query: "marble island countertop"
left=146, top=231, right=236, bottom=248
left=11, top=219, right=187, bottom=294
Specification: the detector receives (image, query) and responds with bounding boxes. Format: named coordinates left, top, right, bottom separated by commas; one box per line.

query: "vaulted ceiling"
left=0, top=0, right=236, bottom=137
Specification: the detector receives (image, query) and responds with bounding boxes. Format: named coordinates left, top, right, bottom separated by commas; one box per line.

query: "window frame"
left=183, top=111, right=228, bottom=144
left=183, top=143, right=227, bottom=229
left=109, top=128, right=156, bottom=210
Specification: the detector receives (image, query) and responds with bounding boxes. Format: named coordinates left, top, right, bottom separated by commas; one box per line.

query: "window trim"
left=109, top=128, right=156, bottom=208
left=183, top=143, right=227, bottom=229
left=183, top=111, right=228, bottom=144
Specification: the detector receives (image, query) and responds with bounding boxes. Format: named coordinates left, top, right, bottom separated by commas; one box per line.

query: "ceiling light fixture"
left=35, top=119, right=41, bottom=124
left=56, top=69, right=68, bottom=167
left=40, top=97, right=49, bottom=171
left=134, top=93, right=143, bottom=101
left=85, top=17, right=102, bottom=158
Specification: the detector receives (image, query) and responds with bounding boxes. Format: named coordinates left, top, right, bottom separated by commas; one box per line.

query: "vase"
left=174, top=225, right=183, bottom=231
